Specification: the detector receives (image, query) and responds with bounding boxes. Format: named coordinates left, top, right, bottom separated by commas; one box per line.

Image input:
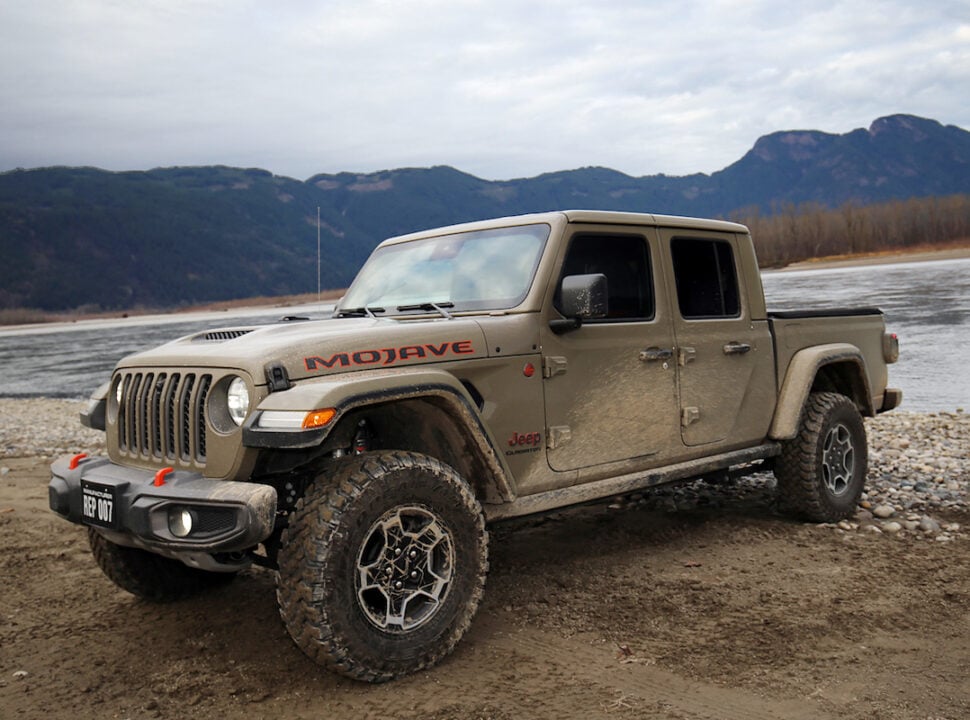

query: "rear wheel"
left=277, top=451, right=488, bottom=682
left=775, top=391, right=868, bottom=522
left=88, top=529, right=235, bottom=602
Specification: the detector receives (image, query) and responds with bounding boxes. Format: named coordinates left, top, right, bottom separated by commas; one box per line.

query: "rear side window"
left=557, top=234, right=654, bottom=320
left=671, top=238, right=740, bottom=319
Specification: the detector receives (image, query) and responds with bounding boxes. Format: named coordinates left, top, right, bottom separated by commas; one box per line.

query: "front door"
left=540, top=228, right=682, bottom=474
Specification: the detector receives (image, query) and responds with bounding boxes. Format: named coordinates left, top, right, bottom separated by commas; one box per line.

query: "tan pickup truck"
left=50, top=210, right=901, bottom=681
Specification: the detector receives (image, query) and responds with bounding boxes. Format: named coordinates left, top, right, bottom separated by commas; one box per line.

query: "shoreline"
left=0, top=290, right=343, bottom=333
left=0, top=298, right=338, bottom=336
left=768, top=245, right=970, bottom=272
left=3, top=245, right=969, bottom=333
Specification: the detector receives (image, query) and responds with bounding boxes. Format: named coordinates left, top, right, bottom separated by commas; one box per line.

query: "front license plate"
left=81, top=480, right=119, bottom=529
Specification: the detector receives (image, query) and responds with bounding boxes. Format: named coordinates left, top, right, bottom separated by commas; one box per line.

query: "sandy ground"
left=773, top=246, right=970, bottom=271
left=1, top=456, right=967, bottom=720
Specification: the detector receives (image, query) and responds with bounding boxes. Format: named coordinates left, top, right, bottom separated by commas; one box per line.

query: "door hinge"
left=679, top=347, right=697, bottom=367
left=543, top=356, right=568, bottom=378
left=681, top=407, right=700, bottom=428
left=547, top=426, right=572, bottom=449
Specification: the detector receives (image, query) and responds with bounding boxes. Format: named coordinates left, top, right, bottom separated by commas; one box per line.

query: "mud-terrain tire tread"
left=88, top=528, right=235, bottom=602
left=775, top=391, right=868, bottom=523
left=276, top=450, right=488, bottom=683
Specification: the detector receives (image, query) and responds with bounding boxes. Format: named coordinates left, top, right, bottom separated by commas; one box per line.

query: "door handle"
left=723, top=342, right=752, bottom=355
left=639, top=347, right=673, bottom=362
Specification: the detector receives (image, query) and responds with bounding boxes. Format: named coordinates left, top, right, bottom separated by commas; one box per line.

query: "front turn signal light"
left=302, top=408, right=337, bottom=429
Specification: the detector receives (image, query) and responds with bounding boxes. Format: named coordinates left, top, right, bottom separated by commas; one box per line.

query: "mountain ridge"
left=1, top=114, right=968, bottom=312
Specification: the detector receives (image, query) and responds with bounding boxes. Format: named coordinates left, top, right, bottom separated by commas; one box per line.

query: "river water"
left=0, top=258, right=967, bottom=411
left=761, top=257, right=970, bottom=412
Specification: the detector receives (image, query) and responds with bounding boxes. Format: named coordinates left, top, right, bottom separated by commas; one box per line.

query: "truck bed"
left=767, top=306, right=892, bottom=414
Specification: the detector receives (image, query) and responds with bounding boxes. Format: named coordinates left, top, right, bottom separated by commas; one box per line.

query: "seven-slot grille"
left=116, top=371, right=212, bottom=463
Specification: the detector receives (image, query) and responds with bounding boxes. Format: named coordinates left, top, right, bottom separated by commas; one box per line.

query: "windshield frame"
left=338, top=223, right=551, bottom=317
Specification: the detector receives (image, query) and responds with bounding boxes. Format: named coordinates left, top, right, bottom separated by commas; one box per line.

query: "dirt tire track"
left=476, top=619, right=832, bottom=720
left=2, top=456, right=968, bottom=719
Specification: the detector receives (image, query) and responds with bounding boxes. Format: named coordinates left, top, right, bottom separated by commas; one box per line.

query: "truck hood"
left=116, top=317, right=489, bottom=385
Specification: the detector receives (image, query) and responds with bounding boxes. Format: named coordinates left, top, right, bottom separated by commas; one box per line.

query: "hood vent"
left=193, top=329, right=254, bottom=342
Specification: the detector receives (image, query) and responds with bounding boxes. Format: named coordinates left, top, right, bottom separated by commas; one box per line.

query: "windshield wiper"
left=396, top=302, right=454, bottom=319
left=335, top=306, right=386, bottom=318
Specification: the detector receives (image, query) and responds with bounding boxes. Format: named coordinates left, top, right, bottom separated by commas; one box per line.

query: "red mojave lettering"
left=305, top=340, right=476, bottom=372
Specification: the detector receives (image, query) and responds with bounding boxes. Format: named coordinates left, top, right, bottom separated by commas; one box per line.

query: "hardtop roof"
left=380, top=210, right=749, bottom=247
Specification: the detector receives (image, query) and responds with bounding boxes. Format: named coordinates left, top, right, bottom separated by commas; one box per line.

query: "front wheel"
left=774, top=392, right=868, bottom=522
left=277, top=451, right=488, bottom=682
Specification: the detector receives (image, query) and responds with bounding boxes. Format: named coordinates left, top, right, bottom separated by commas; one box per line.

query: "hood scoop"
left=192, top=329, right=254, bottom=342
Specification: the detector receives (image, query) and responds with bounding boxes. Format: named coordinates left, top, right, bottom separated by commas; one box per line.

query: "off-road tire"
left=775, top=391, right=868, bottom=522
left=277, top=450, right=488, bottom=683
left=88, top=528, right=236, bottom=602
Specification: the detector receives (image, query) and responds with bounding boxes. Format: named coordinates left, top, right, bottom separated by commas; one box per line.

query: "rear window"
left=671, top=238, right=740, bottom=319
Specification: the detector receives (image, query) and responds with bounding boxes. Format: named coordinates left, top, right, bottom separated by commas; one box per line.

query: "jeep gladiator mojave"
left=50, top=210, right=901, bottom=682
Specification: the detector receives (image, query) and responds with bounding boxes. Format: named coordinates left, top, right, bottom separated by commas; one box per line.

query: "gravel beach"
left=626, top=409, right=967, bottom=541
left=1, top=397, right=964, bottom=537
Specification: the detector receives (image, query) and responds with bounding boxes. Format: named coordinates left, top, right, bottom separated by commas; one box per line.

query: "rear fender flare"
left=769, top=343, right=873, bottom=440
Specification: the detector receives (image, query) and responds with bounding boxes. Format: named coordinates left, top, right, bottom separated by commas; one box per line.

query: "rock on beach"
left=0, top=400, right=966, bottom=539
left=588, top=409, right=967, bottom=539
left=0, top=398, right=106, bottom=459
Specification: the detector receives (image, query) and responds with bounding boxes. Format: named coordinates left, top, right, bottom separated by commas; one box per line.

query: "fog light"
left=168, top=507, right=194, bottom=538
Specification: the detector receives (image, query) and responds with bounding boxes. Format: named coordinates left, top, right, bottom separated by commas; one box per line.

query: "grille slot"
left=195, top=329, right=253, bottom=342
left=116, top=371, right=211, bottom=463
left=193, top=507, right=237, bottom=536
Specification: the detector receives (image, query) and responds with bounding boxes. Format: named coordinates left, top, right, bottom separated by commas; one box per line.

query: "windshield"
left=340, top=223, right=550, bottom=314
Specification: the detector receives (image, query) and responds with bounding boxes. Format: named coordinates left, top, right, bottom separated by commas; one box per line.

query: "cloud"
left=1, top=0, right=967, bottom=180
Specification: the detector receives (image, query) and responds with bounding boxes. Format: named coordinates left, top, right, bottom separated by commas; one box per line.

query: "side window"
left=671, top=238, right=740, bottom=319
left=557, top=234, right=654, bottom=320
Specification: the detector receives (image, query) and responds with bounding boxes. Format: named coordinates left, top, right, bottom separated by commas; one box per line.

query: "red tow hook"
left=68, top=453, right=88, bottom=470
left=153, top=467, right=174, bottom=487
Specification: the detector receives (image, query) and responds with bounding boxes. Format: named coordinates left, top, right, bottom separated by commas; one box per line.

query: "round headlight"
left=227, top=376, right=250, bottom=426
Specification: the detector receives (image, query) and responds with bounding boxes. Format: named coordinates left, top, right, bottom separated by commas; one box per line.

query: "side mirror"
left=551, top=273, right=608, bottom=333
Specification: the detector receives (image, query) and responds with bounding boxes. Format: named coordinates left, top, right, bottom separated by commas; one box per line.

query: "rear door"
left=659, top=230, right=775, bottom=447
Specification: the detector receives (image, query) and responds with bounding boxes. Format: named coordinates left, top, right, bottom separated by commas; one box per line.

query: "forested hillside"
left=2, top=114, right=968, bottom=312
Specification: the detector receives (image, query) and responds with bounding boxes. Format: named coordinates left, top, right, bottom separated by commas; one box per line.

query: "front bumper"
left=49, top=455, right=277, bottom=555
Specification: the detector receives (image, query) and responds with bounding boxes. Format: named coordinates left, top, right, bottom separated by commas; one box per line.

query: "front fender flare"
left=242, top=368, right=516, bottom=502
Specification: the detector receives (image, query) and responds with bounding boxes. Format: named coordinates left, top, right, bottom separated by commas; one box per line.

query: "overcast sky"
left=1, top=0, right=967, bottom=181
